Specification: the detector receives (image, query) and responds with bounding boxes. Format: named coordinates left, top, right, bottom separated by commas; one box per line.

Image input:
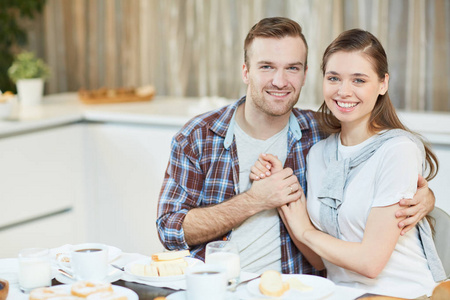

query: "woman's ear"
left=379, top=73, right=389, bottom=95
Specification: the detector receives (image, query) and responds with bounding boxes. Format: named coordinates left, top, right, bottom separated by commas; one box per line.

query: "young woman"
left=251, top=29, right=445, bottom=298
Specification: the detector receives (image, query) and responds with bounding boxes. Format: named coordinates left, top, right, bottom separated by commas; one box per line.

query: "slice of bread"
left=150, top=258, right=188, bottom=267
left=286, top=277, right=313, bottom=292
left=144, top=265, right=159, bottom=277
left=130, top=264, right=145, bottom=276
left=151, top=250, right=190, bottom=261
left=158, top=263, right=184, bottom=277
left=259, top=270, right=289, bottom=297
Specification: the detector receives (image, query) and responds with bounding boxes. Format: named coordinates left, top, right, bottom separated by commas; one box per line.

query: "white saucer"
left=55, top=265, right=122, bottom=284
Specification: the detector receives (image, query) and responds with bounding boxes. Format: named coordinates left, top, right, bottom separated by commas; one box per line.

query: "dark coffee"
left=192, top=271, right=220, bottom=275
left=75, top=248, right=102, bottom=253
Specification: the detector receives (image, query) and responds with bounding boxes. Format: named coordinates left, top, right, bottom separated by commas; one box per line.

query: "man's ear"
left=242, top=63, right=250, bottom=84
left=379, top=73, right=389, bottom=95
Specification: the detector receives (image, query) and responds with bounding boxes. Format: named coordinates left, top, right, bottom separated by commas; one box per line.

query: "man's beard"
left=249, top=83, right=299, bottom=117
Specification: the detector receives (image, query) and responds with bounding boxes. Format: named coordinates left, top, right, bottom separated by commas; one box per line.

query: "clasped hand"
left=249, top=153, right=315, bottom=238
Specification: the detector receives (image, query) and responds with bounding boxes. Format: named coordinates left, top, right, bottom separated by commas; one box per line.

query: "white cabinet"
left=0, top=211, right=76, bottom=258
left=83, top=123, right=180, bottom=255
left=0, top=125, right=84, bottom=258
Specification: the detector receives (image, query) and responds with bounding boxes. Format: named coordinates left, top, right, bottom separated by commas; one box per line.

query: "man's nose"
left=272, top=70, right=288, bottom=88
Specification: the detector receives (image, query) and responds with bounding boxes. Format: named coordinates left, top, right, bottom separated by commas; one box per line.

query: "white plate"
left=247, top=274, right=335, bottom=300
left=55, top=265, right=123, bottom=284
left=12, top=284, right=138, bottom=300
left=124, top=257, right=203, bottom=282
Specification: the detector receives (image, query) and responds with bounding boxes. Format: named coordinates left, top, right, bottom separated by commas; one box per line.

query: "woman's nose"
left=338, top=81, right=352, bottom=97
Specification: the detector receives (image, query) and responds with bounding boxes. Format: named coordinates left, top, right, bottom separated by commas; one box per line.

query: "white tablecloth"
left=0, top=253, right=367, bottom=300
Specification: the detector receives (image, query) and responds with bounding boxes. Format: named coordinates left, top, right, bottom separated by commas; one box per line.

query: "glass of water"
left=205, top=241, right=240, bottom=286
left=18, top=248, right=51, bottom=293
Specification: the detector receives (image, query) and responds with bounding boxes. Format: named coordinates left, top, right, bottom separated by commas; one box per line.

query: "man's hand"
left=396, top=174, right=435, bottom=235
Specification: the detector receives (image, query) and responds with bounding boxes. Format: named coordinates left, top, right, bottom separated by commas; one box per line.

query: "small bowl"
left=0, top=279, right=9, bottom=300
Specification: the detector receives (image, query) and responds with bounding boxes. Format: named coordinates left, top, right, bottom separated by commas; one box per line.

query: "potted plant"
left=7, top=51, right=50, bottom=106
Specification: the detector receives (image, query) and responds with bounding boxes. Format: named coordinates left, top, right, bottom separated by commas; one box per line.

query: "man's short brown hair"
left=244, top=17, right=308, bottom=69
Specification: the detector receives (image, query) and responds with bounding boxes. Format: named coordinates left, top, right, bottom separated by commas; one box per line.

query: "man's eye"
left=261, top=65, right=272, bottom=69
left=288, top=67, right=299, bottom=71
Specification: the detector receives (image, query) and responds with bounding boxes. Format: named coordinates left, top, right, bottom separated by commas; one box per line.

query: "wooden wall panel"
left=23, top=0, right=449, bottom=111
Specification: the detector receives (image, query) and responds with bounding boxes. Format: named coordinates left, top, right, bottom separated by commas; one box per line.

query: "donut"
left=70, top=281, right=113, bottom=298
left=29, top=287, right=70, bottom=300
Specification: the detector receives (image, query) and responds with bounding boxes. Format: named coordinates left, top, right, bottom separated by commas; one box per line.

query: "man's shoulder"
left=175, top=100, right=238, bottom=142
left=292, top=108, right=319, bottom=129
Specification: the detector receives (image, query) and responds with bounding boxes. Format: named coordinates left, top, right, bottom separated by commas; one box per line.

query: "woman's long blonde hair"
left=318, top=29, right=438, bottom=181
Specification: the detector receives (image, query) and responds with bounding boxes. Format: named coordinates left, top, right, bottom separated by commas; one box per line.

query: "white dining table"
left=0, top=253, right=368, bottom=300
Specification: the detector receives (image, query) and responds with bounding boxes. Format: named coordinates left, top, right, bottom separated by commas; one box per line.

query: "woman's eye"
left=327, top=76, right=339, bottom=82
left=354, top=78, right=365, bottom=83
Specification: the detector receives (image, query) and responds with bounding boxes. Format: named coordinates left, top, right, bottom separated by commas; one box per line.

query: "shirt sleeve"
left=156, top=135, right=205, bottom=250
left=372, top=137, right=422, bottom=208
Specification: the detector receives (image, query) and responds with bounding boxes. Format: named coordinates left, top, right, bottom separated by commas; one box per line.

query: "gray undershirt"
left=230, top=121, right=288, bottom=273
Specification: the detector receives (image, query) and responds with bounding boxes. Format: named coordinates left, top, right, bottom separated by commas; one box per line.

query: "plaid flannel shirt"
left=157, top=96, right=325, bottom=275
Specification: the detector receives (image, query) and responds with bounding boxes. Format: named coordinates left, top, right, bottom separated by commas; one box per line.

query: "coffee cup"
left=186, top=264, right=227, bottom=300
left=71, top=243, right=108, bottom=281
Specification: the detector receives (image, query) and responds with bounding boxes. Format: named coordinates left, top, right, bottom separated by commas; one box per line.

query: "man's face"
left=242, top=36, right=308, bottom=117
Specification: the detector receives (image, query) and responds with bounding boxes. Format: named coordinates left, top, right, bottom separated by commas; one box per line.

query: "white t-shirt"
left=230, top=122, right=288, bottom=273
left=307, top=134, right=436, bottom=298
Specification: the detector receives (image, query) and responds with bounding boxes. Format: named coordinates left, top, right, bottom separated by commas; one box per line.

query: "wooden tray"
left=78, top=86, right=155, bottom=105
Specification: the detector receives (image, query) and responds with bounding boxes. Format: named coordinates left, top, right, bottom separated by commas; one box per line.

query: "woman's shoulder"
left=377, top=132, right=422, bottom=154
left=310, top=136, right=329, bottom=152
left=307, top=135, right=333, bottom=162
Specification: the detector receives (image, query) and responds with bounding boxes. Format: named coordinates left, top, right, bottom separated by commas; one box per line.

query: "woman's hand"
left=250, top=153, right=283, bottom=181
left=278, top=189, right=315, bottom=242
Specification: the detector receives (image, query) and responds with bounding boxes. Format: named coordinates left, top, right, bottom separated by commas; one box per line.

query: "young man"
left=157, top=17, right=434, bottom=275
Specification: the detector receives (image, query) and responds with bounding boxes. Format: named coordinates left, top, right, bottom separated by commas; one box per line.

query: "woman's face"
left=322, top=51, right=388, bottom=129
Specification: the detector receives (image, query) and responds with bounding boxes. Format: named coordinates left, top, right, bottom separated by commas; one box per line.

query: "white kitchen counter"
left=1, top=92, right=449, bottom=145
left=0, top=93, right=234, bottom=137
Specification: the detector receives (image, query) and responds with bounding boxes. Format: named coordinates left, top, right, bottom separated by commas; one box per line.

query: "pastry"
left=259, top=270, right=289, bottom=297
left=71, top=281, right=113, bottom=298
left=431, top=281, right=450, bottom=300
left=28, top=287, right=70, bottom=300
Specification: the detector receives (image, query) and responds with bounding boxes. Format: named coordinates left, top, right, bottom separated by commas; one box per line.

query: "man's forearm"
left=183, top=192, right=260, bottom=246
